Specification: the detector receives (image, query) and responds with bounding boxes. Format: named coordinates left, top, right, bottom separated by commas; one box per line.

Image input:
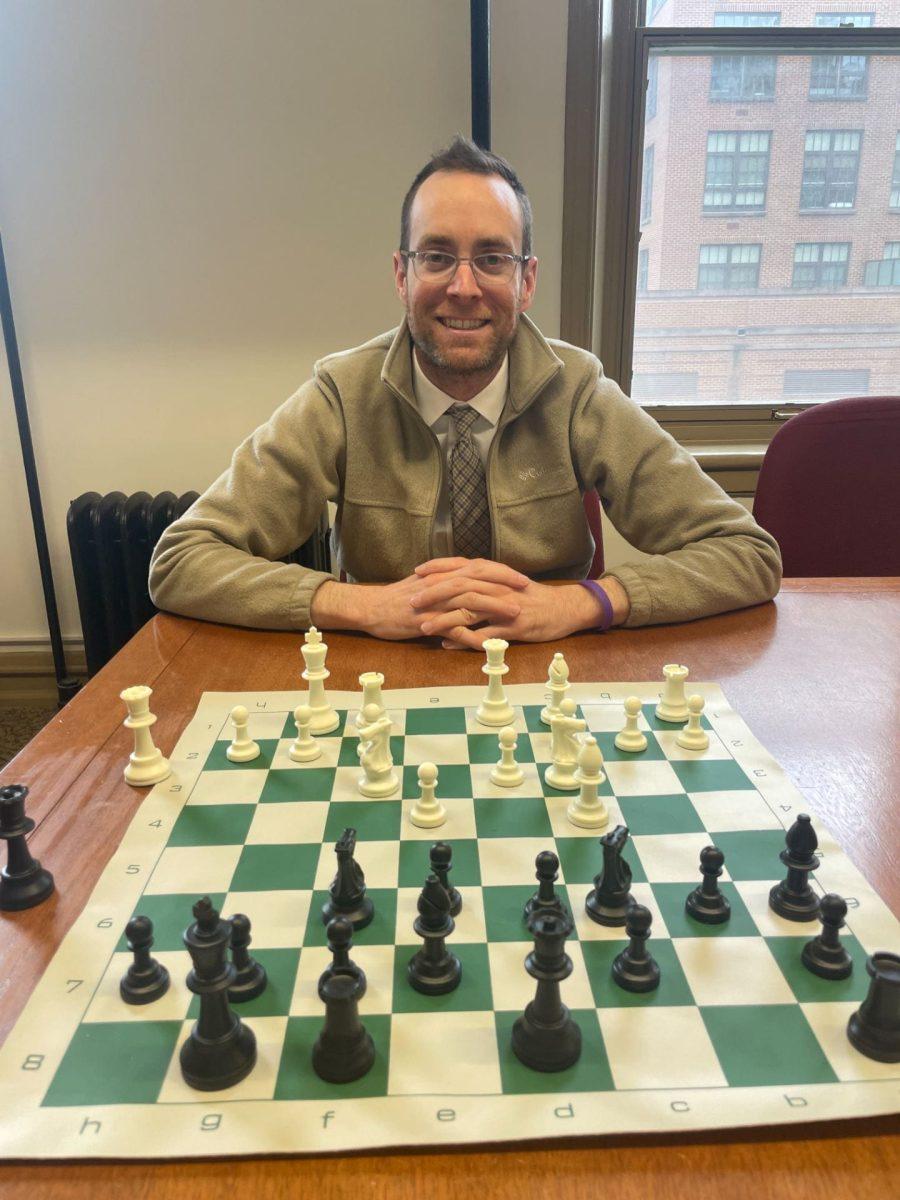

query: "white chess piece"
left=289, top=704, right=321, bottom=763
left=409, top=762, right=446, bottom=828
left=355, top=672, right=386, bottom=730
left=301, top=626, right=340, bottom=734
left=120, top=685, right=171, bottom=786
left=567, top=735, right=609, bottom=829
left=476, top=638, right=515, bottom=726
left=676, top=694, right=710, bottom=751
left=615, top=696, right=648, bottom=753
left=545, top=698, right=587, bottom=791
left=356, top=703, right=399, bottom=797
left=227, top=705, right=261, bottom=762
left=540, top=652, right=570, bottom=726
left=490, top=726, right=525, bottom=787
left=655, top=663, right=690, bottom=723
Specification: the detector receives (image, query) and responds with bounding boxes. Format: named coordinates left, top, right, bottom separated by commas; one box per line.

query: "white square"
left=222, top=889, right=312, bottom=948
left=83, top=952, right=192, bottom=1023
left=688, top=790, right=783, bottom=833
left=402, top=735, right=471, bottom=765
left=245, top=802, right=329, bottom=846
left=572, top=882, right=667, bottom=942
left=313, top=840, right=399, bottom=890
left=599, top=1007, right=728, bottom=1090
left=388, top=1012, right=502, bottom=1095
left=545, top=793, right=624, bottom=840
left=216, top=711, right=289, bottom=741
left=675, top=936, right=795, bottom=1005
left=465, top=706, right=528, bottom=734
left=801, top=1002, right=900, bottom=1082
left=157, top=1016, right=286, bottom=1102
left=478, top=838, right=560, bottom=886
left=488, top=941, right=595, bottom=1011
left=605, top=759, right=684, bottom=797
left=399, top=797, right=477, bottom=840
left=186, top=771, right=266, bottom=806
left=654, top=729, right=731, bottom=761
left=329, top=766, right=401, bottom=802
left=528, top=731, right=552, bottom=763
left=271, top=737, right=342, bottom=770
left=582, top=703, right=648, bottom=734
left=395, top=887, right=486, bottom=945
left=734, top=879, right=817, bottom=937
left=289, top=944, right=395, bottom=1016
left=632, top=833, right=732, bottom=883
left=145, top=845, right=243, bottom=895
left=346, top=707, right=406, bottom=735
left=470, top=762, right=544, bottom=799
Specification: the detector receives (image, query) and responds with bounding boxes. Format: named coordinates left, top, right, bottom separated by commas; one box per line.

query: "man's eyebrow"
left=416, top=234, right=517, bottom=252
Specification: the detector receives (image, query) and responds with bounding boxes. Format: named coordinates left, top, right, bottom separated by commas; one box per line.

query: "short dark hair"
left=399, top=135, right=533, bottom=259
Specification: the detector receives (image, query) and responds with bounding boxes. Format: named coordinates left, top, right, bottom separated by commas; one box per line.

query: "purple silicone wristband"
left=577, top=579, right=614, bottom=632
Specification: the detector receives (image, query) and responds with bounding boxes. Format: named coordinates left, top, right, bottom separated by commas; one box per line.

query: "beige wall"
left=0, top=0, right=568, bottom=642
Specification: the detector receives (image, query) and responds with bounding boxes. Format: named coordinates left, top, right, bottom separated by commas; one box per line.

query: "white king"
left=301, top=626, right=339, bottom=734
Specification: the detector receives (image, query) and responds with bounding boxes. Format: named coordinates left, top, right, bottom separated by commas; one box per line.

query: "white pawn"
left=567, top=735, right=609, bottom=829
left=545, top=698, right=586, bottom=791
left=409, top=762, right=446, bottom=829
left=540, top=652, right=570, bottom=726
left=476, top=638, right=515, bottom=727
left=614, top=696, right=648, bottom=753
left=676, top=694, right=710, bottom=751
left=490, top=726, right=524, bottom=788
left=289, top=704, right=321, bottom=763
left=227, top=705, right=260, bottom=762
left=120, top=685, right=171, bottom=786
left=656, top=663, right=690, bottom=723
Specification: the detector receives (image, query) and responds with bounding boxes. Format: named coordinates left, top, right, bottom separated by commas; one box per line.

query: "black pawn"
left=179, top=897, right=257, bottom=1091
left=511, top=908, right=581, bottom=1072
left=228, top=913, right=267, bottom=1003
left=322, top=828, right=374, bottom=930
left=611, top=903, right=660, bottom=993
left=768, top=814, right=821, bottom=922
left=801, top=894, right=853, bottom=981
left=585, top=824, right=633, bottom=926
left=847, top=952, right=900, bottom=1063
left=0, top=784, right=55, bottom=912
left=430, top=842, right=462, bottom=916
left=523, top=850, right=569, bottom=923
left=120, top=915, right=170, bottom=1005
left=319, top=916, right=367, bottom=991
left=685, top=846, right=731, bottom=925
left=312, top=970, right=375, bottom=1083
left=407, top=874, right=461, bottom=995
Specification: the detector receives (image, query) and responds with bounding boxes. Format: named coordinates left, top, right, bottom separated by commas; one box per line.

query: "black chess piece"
left=227, top=913, right=268, bottom=1003
left=430, top=842, right=462, bottom=916
left=846, top=952, right=900, bottom=1063
left=319, top=916, right=367, bottom=991
left=585, top=824, right=633, bottom=926
left=0, top=784, right=55, bottom=912
left=120, top=915, right=170, bottom=1004
left=611, top=904, right=660, bottom=993
left=768, top=814, right=821, bottom=922
left=179, top=897, right=257, bottom=1091
left=407, top=874, right=461, bottom=995
left=685, top=845, right=731, bottom=925
left=312, top=969, right=375, bottom=1083
left=511, top=908, right=581, bottom=1072
left=523, top=850, right=569, bottom=923
left=322, top=828, right=374, bottom=930
left=801, top=894, right=853, bottom=981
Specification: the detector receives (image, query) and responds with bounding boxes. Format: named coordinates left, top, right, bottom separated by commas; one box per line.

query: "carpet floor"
left=0, top=705, right=58, bottom=771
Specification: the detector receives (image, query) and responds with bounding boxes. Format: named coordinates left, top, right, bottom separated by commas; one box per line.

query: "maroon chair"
left=753, top=396, right=900, bottom=577
left=583, top=489, right=605, bottom=577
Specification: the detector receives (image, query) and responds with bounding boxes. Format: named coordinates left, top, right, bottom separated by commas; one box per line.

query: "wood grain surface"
left=0, top=581, right=897, bottom=1197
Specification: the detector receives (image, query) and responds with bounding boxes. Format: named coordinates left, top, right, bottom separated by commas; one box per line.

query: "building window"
left=710, top=54, right=776, bottom=101
left=637, top=247, right=649, bottom=293
left=647, top=54, right=659, bottom=121
left=698, top=244, right=761, bottom=291
left=783, top=368, right=870, bottom=400
left=813, top=12, right=873, bottom=28
left=713, top=12, right=781, bottom=26
left=647, top=0, right=668, bottom=23
left=863, top=243, right=900, bottom=287
left=810, top=13, right=872, bottom=99
left=800, top=130, right=861, bottom=210
left=792, top=242, right=850, bottom=288
left=631, top=372, right=699, bottom=402
left=891, top=133, right=900, bottom=209
left=704, top=131, right=771, bottom=211
left=641, top=144, right=654, bottom=225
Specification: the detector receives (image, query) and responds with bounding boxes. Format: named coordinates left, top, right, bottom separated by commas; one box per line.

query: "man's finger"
left=416, top=558, right=530, bottom=589
left=412, top=582, right=521, bottom=614
left=419, top=607, right=494, bottom=637
left=441, top=624, right=505, bottom=650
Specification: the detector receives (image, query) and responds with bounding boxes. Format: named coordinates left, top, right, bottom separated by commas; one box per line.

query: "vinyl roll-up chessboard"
left=0, top=682, right=897, bottom=1160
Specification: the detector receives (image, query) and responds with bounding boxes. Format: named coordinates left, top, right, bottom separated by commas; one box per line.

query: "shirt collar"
left=411, top=349, right=509, bottom=429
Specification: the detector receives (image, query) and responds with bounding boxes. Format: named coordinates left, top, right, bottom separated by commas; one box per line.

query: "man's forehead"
left=409, top=170, right=523, bottom=247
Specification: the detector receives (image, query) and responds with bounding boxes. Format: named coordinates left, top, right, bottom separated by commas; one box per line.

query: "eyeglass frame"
left=400, top=248, right=532, bottom=285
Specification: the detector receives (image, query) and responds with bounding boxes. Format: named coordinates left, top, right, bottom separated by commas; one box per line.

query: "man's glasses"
left=402, top=249, right=529, bottom=285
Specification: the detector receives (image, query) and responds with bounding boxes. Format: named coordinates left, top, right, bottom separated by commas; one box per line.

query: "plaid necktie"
left=449, top=405, right=492, bottom=559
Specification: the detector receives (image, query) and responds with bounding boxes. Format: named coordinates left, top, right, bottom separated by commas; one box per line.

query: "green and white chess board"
left=1, top=681, right=898, bottom=1160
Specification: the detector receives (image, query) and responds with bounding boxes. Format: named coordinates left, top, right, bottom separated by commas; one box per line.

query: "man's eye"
left=421, top=252, right=454, bottom=269
left=476, top=254, right=508, bottom=272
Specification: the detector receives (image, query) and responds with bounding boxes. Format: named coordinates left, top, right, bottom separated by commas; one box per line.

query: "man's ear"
left=517, top=256, right=538, bottom=314
left=393, top=250, right=409, bottom=303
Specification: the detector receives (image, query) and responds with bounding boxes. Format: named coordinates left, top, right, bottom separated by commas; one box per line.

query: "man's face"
left=393, top=171, right=538, bottom=393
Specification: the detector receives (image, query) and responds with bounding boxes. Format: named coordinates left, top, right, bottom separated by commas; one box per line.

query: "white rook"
left=655, top=663, right=690, bottom=723
left=476, top=638, right=515, bottom=727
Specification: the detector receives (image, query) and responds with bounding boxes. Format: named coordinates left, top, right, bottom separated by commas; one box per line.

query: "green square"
left=230, top=843, right=320, bottom=891
left=670, top=760, right=756, bottom=793
left=474, top=796, right=552, bottom=839
left=467, top=733, right=535, bottom=764
left=494, top=1009, right=614, bottom=1093
left=280, top=710, right=347, bottom=739
left=555, top=836, right=647, bottom=886
left=168, top=804, right=256, bottom=847
left=581, top=940, right=695, bottom=1007
left=116, top=892, right=227, bottom=952
left=259, top=768, right=336, bottom=804
left=274, top=1014, right=390, bottom=1100
left=402, top=764, right=471, bottom=799
left=187, top=948, right=302, bottom=1019
left=714, top=829, right=790, bottom=880
left=593, top=732, right=665, bottom=762
left=482, top=885, right=574, bottom=942
left=392, top=943, right=493, bottom=1013
left=523, top=704, right=549, bottom=732
left=398, top=839, right=481, bottom=887
left=651, top=882, right=758, bottom=938
left=338, top=735, right=404, bottom=768
left=766, top=934, right=871, bottom=1004
left=324, top=801, right=401, bottom=842
left=539, top=768, right=613, bottom=799
left=405, top=706, right=467, bottom=735
left=203, top=739, right=278, bottom=771
left=701, top=1005, right=837, bottom=1086
left=303, top=889, right=398, bottom=946
left=642, top=703, right=712, bottom=732
left=616, top=795, right=705, bottom=836
left=42, top=1022, right=182, bottom=1106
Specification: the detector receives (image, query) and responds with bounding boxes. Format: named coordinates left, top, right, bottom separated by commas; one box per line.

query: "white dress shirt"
left=411, top=349, right=509, bottom=558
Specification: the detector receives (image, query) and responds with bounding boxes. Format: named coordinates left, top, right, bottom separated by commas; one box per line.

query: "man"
left=149, top=137, right=781, bottom=648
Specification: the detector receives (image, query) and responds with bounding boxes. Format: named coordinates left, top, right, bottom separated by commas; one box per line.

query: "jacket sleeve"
left=570, top=363, right=782, bottom=627
left=148, top=375, right=344, bottom=630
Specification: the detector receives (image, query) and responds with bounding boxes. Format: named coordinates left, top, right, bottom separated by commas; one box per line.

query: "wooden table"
left=0, top=579, right=897, bottom=1198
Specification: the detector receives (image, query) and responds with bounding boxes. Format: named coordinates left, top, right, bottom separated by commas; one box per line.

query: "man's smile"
left=436, top=317, right=491, bottom=330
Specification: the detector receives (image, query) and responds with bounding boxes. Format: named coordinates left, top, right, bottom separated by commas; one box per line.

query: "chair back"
left=583, top=489, right=605, bottom=578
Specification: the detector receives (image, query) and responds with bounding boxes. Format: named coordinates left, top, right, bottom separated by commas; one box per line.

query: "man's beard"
left=407, top=310, right=516, bottom=377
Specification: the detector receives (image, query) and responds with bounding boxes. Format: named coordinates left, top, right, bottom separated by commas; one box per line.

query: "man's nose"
left=446, top=260, right=483, bottom=298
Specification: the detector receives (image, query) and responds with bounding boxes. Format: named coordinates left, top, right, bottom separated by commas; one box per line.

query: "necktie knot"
left=449, top=404, right=480, bottom=438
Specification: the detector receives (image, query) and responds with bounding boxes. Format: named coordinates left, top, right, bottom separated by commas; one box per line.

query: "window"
left=637, top=247, right=649, bottom=293
left=891, top=132, right=900, bottom=208
left=792, top=242, right=850, bottom=287
left=863, top=242, right=900, bottom=285
left=710, top=54, right=777, bottom=100
left=641, top=144, right=654, bottom=224
left=800, top=130, right=861, bottom=209
left=631, top=372, right=699, bottom=402
left=783, top=368, right=870, bottom=399
left=704, top=131, right=771, bottom=210
left=647, top=54, right=658, bottom=120
left=698, top=244, right=761, bottom=290
left=811, top=12, right=873, bottom=97
left=713, top=12, right=781, bottom=26
left=814, top=12, right=873, bottom=28
left=647, top=0, right=668, bottom=23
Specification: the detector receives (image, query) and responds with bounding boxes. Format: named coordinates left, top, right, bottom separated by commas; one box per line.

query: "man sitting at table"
left=149, top=136, right=781, bottom=650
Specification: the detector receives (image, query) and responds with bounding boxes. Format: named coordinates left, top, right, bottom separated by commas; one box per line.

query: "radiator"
left=66, top=492, right=331, bottom=677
